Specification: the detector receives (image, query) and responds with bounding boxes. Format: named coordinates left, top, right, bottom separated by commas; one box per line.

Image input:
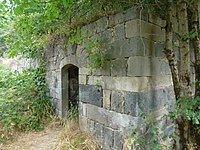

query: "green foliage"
left=67, top=28, right=83, bottom=45
left=127, top=113, right=174, bottom=150
left=85, top=38, right=106, bottom=70
left=129, top=96, right=200, bottom=149
left=1, top=0, right=73, bottom=58
left=0, top=30, right=7, bottom=56
left=0, top=0, right=135, bottom=58
left=0, top=0, right=178, bottom=59
left=180, top=29, right=200, bottom=41
left=66, top=27, right=105, bottom=70
left=68, top=102, right=79, bottom=120
left=1, top=0, right=171, bottom=59
left=0, top=66, right=53, bottom=142
left=169, top=96, right=200, bottom=133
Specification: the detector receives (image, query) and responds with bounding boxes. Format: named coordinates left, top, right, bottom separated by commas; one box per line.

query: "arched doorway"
left=61, top=64, right=79, bottom=119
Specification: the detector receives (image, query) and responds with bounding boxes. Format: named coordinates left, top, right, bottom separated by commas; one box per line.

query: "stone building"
left=45, top=7, right=176, bottom=150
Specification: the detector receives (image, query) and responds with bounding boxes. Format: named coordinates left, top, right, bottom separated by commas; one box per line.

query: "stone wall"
left=45, top=7, right=175, bottom=150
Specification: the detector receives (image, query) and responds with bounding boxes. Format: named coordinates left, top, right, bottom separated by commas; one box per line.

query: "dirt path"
left=1, top=126, right=62, bottom=150
left=0, top=119, right=100, bottom=150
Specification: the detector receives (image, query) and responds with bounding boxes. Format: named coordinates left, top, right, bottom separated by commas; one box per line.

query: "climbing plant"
left=0, top=0, right=134, bottom=58
left=0, top=65, right=53, bottom=143
left=0, top=0, right=200, bottom=149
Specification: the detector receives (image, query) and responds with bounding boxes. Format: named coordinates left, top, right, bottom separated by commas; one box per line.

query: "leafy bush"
left=0, top=66, right=53, bottom=142
left=169, top=96, right=200, bottom=133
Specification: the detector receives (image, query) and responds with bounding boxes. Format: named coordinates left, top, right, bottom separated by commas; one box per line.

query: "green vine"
left=169, top=96, right=200, bottom=133
left=85, top=38, right=106, bottom=70
left=65, top=27, right=106, bottom=70
left=0, top=65, right=53, bottom=143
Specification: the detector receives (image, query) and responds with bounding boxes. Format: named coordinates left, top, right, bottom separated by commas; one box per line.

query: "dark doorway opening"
left=68, top=65, right=79, bottom=110
left=61, top=64, right=79, bottom=119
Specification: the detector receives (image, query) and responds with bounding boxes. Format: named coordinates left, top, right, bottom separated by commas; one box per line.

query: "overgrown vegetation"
left=57, top=117, right=102, bottom=150
left=0, top=0, right=200, bottom=149
left=126, top=97, right=200, bottom=149
left=0, top=65, right=53, bottom=143
left=1, top=117, right=101, bottom=150
left=0, top=0, right=134, bottom=58
left=65, top=28, right=106, bottom=70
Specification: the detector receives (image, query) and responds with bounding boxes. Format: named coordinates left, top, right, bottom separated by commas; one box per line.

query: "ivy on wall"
left=0, top=0, right=135, bottom=59
left=1, top=0, right=200, bottom=148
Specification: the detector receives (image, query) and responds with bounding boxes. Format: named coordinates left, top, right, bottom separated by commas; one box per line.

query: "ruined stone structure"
left=45, top=7, right=176, bottom=150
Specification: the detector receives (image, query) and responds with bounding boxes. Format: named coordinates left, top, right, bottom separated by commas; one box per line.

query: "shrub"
left=0, top=66, right=53, bottom=142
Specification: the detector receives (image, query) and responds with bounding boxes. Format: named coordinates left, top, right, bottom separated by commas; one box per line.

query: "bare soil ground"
left=0, top=123, right=62, bottom=150
left=0, top=119, right=101, bottom=150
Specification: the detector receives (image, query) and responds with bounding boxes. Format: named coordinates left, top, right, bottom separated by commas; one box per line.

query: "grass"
left=1, top=117, right=102, bottom=150
left=56, top=117, right=102, bottom=150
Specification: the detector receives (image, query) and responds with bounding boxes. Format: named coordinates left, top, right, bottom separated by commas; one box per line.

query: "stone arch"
left=61, top=64, right=79, bottom=119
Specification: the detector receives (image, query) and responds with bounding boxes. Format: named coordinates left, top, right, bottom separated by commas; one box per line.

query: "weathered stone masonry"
left=45, top=7, right=175, bottom=150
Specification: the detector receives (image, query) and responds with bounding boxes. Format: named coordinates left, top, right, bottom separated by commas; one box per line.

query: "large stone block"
left=79, top=50, right=89, bottom=67
left=79, top=115, right=88, bottom=132
left=59, top=55, right=80, bottom=69
left=92, top=60, right=111, bottom=76
left=81, top=21, right=97, bottom=36
left=149, top=88, right=169, bottom=109
left=124, top=7, right=148, bottom=22
left=101, top=29, right=113, bottom=43
left=124, top=91, right=151, bottom=116
left=79, top=67, right=90, bottom=75
left=160, top=59, right=171, bottom=75
left=150, top=88, right=175, bottom=110
left=129, top=37, right=154, bottom=57
left=120, top=38, right=140, bottom=56
left=127, top=56, right=150, bottom=77
left=125, top=19, right=165, bottom=42
left=93, top=122, right=104, bottom=144
left=96, top=17, right=108, bottom=33
left=101, top=60, right=111, bottom=76
left=111, top=91, right=124, bottom=113
left=105, top=39, right=132, bottom=59
left=105, top=37, right=154, bottom=59
left=111, top=58, right=127, bottom=76
left=87, top=76, right=101, bottom=85
left=114, top=12, right=124, bottom=24
left=124, top=87, right=175, bottom=117
left=114, top=23, right=125, bottom=40
left=79, top=102, right=87, bottom=116
left=79, top=74, right=87, bottom=85
left=148, top=14, right=166, bottom=27
left=127, top=56, right=160, bottom=77
left=148, top=75, right=173, bottom=89
left=102, top=76, right=149, bottom=92
left=103, top=127, right=114, bottom=149
left=79, top=84, right=103, bottom=107
left=87, top=119, right=95, bottom=135
left=155, top=42, right=165, bottom=58
left=124, top=92, right=138, bottom=116
left=85, top=103, right=141, bottom=130
left=105, top=39, right=124, bottom=58
left=113, top=131, right=124, bottom=150
left=108, top=15, right=116, bottom=28
left=103, top=90, right=111, bottom=110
